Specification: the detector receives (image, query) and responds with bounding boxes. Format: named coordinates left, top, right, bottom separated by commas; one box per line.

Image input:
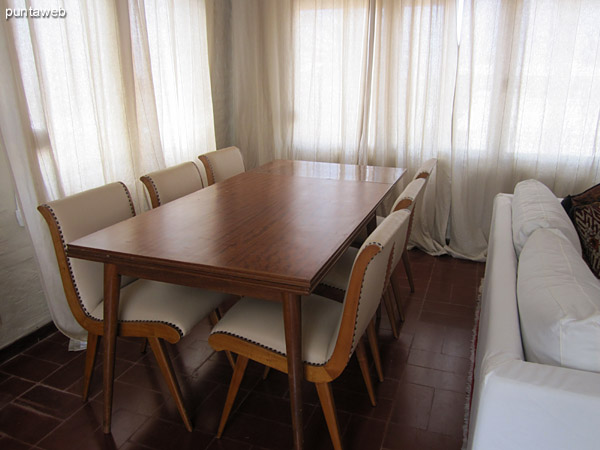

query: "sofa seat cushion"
left=512, top=179, right=581, bottom=258
left=517, top=228, right=600, bottom=372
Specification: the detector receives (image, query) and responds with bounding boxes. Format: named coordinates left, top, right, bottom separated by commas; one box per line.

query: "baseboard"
left=0, top=322, right=57, bottom=365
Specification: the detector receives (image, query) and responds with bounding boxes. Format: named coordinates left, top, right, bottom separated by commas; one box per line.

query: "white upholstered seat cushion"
left=90, top=280, right=230, bottom=337
left=210, top=294, right=343, bottom=365
left=518, top=227, right=600, bottom=372
left=512, top=179, right=581, bottom=257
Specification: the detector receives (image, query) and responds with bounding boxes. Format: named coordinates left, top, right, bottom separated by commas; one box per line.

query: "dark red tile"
left=0, top=433, right=31, bottom=450
left=15, top=385, right=82, bottom=419
left=382, top=423, right=420, bottom=449
left=402, top=365, right=466, bottom=393
left=210, top=413, right=293, bottom=450
left=24, top=338, right=79, bottom=366
left=389, top=383, right=434, bottom=429
left=0, top=376, right=35, bottom=408
left=411, top=323, right=446, bottom=353
left=407, top=349, right=470, bottom=375
left=415, top=429, right=463, bottom=450
left=427, top=389, right=466, bottom=437
left=343, top=415, right=386, bottom=450
left=0, top=403, right=61, bottom=444
left=65, top=357, right=133, bottom=399
left=206, top=437, right=252, bottom=450
left=38, top=401, right=124, bottom=450
left=107, top=380, right=165, bottom=417
left=422, top=301, right=475, bottom=319
left=0, top=355, right=60, bottom=382
left=442, top=329, right=473, bottom=359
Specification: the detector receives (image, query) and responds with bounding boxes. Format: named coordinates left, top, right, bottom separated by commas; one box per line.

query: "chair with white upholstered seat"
left=198, top=146, right=245, bottom=186
left=140, top=161, right=204, bottom=209
left=208, top=210, right=411, bottom=450
left=321, top=179, right=424, bottom=339
left=38, top=182, right=234, bottom=432
left=401, top=158, right=437, bottom=293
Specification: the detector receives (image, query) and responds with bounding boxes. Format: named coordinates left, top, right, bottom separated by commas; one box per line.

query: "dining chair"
left=38, top=182, right=235, bottom=432
left=198, top=146, right=245, bottom=186
left=140, top=161, right=204, bottom=208
left=208, top=210, right=410, bottom=450
left=413, top=157, right=437, bottom=181
left=402, top=158, right=437, bottom=292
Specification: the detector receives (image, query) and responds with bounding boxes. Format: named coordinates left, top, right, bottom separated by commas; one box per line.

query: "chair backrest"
left=391, top=178, right=427, bottom=214
left=389, top=178, right=427, bottom=262
left=413, top=158, right=437, bottom=181
left=38, top=182, right=136, bottom=326
left=140, top=161, right=203, bottom=208
left=325, top=210, right=411, bottom=372
left=198, top=146, right=245, bottom=186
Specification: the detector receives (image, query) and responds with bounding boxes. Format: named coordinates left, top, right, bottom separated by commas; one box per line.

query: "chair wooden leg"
left=391, top=276, right=406, bottom=323
left=383, top=288, right=399, bottom=339
left=140, top=338, right=148, bottom=354
left=148, top=337, right=193, bottom=432
left=209, top=310, right=236, bottom=369
left=401, top=250, right=415, bottom=293
left=217, top=355, right=249, bottom=438
left=355, top=339, right=376, bottom=407
left=366, top=320, right=384, bottom=382
left=262, top=366, right=270, bottom=380
left=82, top=333, right=99, bottom=402
left=315, top=382, right=343, bottom=450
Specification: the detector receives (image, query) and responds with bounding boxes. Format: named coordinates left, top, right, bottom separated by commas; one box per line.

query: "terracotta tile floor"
left=0, top=250, right=484, bottom=450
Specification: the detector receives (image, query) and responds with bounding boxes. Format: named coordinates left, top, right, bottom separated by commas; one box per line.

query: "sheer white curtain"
left=1, top=0, right=216, bottom=340
left=231, top=0, right=600, bottom=260
left=449, top=0, right=600, bottom=259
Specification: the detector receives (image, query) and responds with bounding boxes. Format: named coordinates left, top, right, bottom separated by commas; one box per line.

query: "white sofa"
left=466, top=188, right=600, bottom=450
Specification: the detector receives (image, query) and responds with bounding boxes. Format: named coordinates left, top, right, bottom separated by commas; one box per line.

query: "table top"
left=68, top=160, right=405, bottom=298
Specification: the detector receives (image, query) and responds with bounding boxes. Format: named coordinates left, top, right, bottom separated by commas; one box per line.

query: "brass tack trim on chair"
left=140, top=175, right=162, bottom=207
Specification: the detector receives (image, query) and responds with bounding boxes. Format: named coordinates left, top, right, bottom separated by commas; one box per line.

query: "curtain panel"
left=231, top=0, right=600, bottom=261
left=0, top=0, right=216, bottom=340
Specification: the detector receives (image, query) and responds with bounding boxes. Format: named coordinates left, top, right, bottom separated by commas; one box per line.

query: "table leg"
left=282, top=293, right=303, bottom=450
left=103, top=263, right=121, bottom=434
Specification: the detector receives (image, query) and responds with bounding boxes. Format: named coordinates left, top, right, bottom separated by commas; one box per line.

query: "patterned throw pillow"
left=573, top=202, right=600, bottom=278
left=562, top=182, right=600, bottom=221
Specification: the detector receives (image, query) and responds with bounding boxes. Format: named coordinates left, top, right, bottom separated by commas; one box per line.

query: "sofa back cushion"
left=512, top=179, right=581, bottom=258
left=517, top=227, right=600, bottom=372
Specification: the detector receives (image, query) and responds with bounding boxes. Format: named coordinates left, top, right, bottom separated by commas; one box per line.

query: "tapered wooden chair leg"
left=82, top=333, right=99, bottom=401
left=148, top=337, right=193, bottom=432
left=315, top=382, right=343, bottom=450
left=140, top=338, right=148, bottom=354
left=262, top=366, right=270, bottom=380
left=401, top=250, right=415, bottom=293
left=209, top=310, right=236, bottom=369
left=217, top=355, right=249, bottom=438
left=356, top=339, right=376, bottom=407
left=383, top=289, right=399, bottom=339
left=366, top=320, right=384, bottom=382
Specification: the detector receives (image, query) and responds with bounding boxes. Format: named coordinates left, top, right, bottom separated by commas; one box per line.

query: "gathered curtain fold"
left=231, top=0, right=600, bottom=261
left=0, top=0, right=216, bottom=340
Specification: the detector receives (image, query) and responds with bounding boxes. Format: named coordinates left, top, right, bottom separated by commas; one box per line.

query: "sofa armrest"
left=471, top=360, right=600, bottom=450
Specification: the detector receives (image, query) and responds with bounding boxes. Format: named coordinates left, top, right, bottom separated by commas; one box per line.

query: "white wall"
left=0, top=139, right=50, bottom=349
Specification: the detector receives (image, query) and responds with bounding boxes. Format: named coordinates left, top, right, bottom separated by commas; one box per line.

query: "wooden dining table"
left=67, top=159, right=405, bottom=449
